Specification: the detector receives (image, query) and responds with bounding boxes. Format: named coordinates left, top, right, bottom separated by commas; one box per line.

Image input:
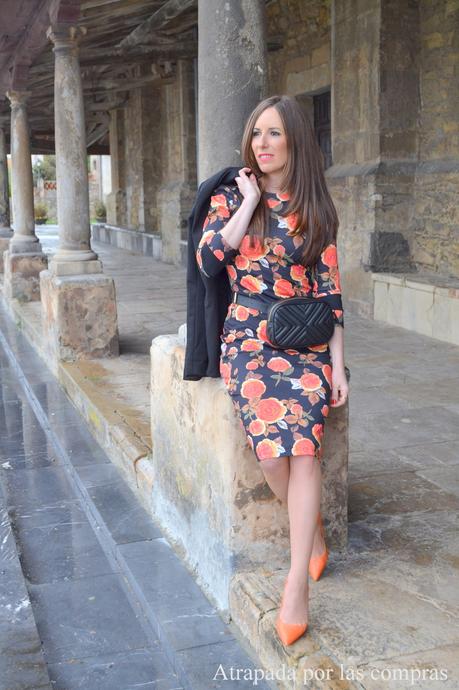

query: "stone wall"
left=412, top=0, right=459, bottom=278
left=105, top=0, right=458, bottom=301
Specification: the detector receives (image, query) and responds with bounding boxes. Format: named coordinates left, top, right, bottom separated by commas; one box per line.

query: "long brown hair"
left=240, top=94, right=339, bottom=267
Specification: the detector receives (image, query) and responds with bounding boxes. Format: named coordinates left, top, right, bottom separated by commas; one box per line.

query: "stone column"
left=40, top=25, right=119, bottom=361
left=330, top=0, right=420, bottom=317
left=106, top=108, right=127, bottom=227
left=3, top=92, right=47, bottom=300
left=198, top=0, right=267, bottom=183
left=0, top=125, right=13, bottom=272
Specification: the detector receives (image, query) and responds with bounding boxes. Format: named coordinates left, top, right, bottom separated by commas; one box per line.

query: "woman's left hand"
left=330, top=367, right=349, bottom=408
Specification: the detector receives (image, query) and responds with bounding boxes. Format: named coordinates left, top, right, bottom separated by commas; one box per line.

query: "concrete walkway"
left=1, top=233, right=459, bottom=689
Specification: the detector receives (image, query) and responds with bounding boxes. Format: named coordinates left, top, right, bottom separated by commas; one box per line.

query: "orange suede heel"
left=308, top=512, right=328, bottom=581
left=275, top=577, right=308, bottom=646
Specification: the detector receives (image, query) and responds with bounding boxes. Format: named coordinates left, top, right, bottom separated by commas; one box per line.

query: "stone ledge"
left=91, top=223, right=162, bottom=259
left=150, top=333, right=349, bottom=614
left=372, top=272, right=459, bottom=345
left=0, top=293, right=154, bottom=511
left=229, top=569, right=358, bottom=690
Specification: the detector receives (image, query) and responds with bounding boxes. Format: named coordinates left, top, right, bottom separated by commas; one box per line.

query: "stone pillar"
left=157, top=59, right=197, bottom=265
left=0, top=125, right=13, bottom=272
left=329, top=0, right=420, bottom=317
left=198, top=0, right=267, bottom=183
left=40, top=25, right=119, bottom=361
left=106, top=109, right=127, bottom=227
left=3, top=92, right=47, bottom=301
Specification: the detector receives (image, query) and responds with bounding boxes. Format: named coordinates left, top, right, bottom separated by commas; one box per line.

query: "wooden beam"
left=118, top=0, right=196, bottom=50
left=79, top=42, right=196, bottom=66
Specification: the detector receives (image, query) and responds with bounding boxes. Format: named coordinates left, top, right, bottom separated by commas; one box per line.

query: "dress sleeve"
left=196, top=185, right=241, bottom=278
left=312, top=242, right=344, bottom=327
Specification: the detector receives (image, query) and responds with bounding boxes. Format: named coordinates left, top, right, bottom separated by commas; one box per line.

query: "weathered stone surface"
left=47, top=26, right=98, bottom=268
left=0, top=237, right=11, bottom=273
left=40, top=270, right=119, bottom=361
left=150, top=332, right=348, bottom=612
left=198, top=0, right=267, bottom=182
left=0, top=126, right=12, bottom=247
left=3, top=250, right=47, bottom=302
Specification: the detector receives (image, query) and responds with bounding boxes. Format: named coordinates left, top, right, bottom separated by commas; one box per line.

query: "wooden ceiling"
left=0, top=0, right=279, bottom=154
left=0, top=0, right=199, bottom=153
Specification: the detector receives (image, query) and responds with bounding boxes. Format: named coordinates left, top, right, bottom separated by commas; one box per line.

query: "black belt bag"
left=232, top=292, right=335, bottom=349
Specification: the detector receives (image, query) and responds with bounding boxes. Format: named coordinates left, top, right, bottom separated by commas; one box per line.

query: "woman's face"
left=251, top=106, right=288, bottom=175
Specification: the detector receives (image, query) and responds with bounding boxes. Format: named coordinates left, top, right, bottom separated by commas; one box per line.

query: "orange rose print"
left=210, top=193, right=230, bottom=218
left=267, top=357, right=291, bottom=373
left=214, top=186, right=342, bottom=465
left=235, top=255, right=250, bottom=270
left=249, top=419, right=265, bottom=436
left=241, top=379, right=266, bottom=399
left=285, top=212, right=299, bottom=232
left=254, top=397, right=287, bottom=423
left=241, top=339, right=263, bottom=352
left=227, top=265, right=237, bottom=280
left=322, top=364, right=333, bottom=387
left=291, top=403, right=303, bottom=417
left=292, top=437, right=316, bottom=456
left=220, top=361, right=231, bottom=385
left=322, top=244, right=337, bottom=267
left=201, top=229, right=215, bottom=244
left=273, top=279, right=295, bottom=298
left=234, top=305, right=250, bottom=321
left=308, top=343, right=328, bottom=353
left=290, top=264, right=306, bottom=282
left=299, top=373, right=322, bottom=392
left=240, top=275, right=265, bottom=294
left=312, top=424, right=324, bottom=443
left=239, top=235, right=268, bottom=261
left=256, top=438, right=281, bottom=459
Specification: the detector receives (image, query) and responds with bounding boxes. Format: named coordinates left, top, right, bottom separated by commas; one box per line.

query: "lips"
left=259, top=154, right=273, bottom=160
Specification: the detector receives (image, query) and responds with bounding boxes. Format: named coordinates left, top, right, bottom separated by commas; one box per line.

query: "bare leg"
left=259, top=455, right=325, bottom=555
left=259, top=456, right=290, bottom=504
left=280, top=453, right=322, bottom=624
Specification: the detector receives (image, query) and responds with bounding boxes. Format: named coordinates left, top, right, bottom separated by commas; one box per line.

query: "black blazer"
left=183, top=165, right=243, bottom=381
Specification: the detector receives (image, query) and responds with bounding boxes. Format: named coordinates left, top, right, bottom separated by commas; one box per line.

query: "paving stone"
left=349, top=469, right=459, bottom=521
left=175, top=637, right=272, bottom=689
left=119, top=539, right=234, bottom=651
left=29, top=574, right=151, bottom=664
left=2, top=465, right=77, bottom=509
left=74, top=462, right=125, bottom=488
left=88, top=482, right=162, bottom=544
left=14, top=520, right=114, bottom=585
left=307, top=563, right=459, bottom=667
left=47, top=648, right=183, bottom=690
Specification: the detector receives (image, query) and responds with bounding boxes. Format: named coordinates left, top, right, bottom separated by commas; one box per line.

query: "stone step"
left=0, top=474, right=53, bottom=689
left=0, top=302, right=275, bottom=690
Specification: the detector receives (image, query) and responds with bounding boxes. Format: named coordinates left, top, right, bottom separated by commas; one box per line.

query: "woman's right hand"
left=234, top=167, right=261, bottom=207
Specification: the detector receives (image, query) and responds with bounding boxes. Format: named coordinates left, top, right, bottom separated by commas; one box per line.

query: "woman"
left=195, top=94, right=349, bottom=646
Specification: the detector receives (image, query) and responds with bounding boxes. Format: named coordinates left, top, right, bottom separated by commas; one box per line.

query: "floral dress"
left=196, top=184, right=344, bottom=463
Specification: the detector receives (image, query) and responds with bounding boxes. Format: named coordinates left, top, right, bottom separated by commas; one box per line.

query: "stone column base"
left=40, top=270, right=119, bottom=361
left=0, top=236, right=12, bottom=273
left=3, top=249, right=48, bottom=301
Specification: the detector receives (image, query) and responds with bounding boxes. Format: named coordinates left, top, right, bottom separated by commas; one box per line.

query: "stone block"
left=0, top=237, right=11, bottom=272
left=40, top=270, right=119, bottom=361
left=3, top=249, right=48, bottom=302
left=150, top=334, right=348, bottom=612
